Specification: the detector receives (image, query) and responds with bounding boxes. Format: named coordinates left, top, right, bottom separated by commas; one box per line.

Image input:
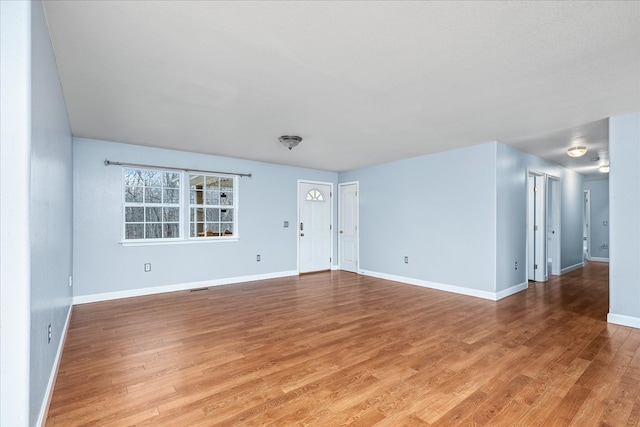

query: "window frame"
left=187, top=172, right=238, bottom=241
left=120, top=167, right=239, bottom=244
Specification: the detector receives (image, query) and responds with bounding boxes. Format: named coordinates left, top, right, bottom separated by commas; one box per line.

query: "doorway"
left=298, top=180, right=333, bottom=273
left=338, top=182, right=359, bottom=273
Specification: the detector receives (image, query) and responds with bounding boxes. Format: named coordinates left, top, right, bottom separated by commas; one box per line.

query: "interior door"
left=528, top=173, right=547, bottom=282
left=546, top=176, right=561, bottom=275
left=339, top=182, right=359, bottom=273
left=298, top=181, right=332, bottom=273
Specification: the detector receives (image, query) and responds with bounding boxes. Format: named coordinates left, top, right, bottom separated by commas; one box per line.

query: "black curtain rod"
left=104, top=160, right=252, bottom=178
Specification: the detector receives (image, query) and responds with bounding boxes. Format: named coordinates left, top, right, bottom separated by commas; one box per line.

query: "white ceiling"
left=42, top=1, right=640, bottom=174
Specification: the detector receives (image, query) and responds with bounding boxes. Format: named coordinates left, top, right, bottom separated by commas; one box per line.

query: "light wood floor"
left=47, top=262, right=640, bottom=426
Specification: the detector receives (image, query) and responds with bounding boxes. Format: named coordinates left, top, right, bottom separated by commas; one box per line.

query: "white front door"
left=298, top=181, right=332, bottom=273
left=339, top=182, right=359, bottom=273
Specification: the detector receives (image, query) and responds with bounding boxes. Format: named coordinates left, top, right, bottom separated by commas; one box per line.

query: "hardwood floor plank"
left=46, top=262, right=640, bottom=426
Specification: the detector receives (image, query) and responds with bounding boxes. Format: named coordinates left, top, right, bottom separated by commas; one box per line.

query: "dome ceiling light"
left=567, top=146, right=587, bottom=157
left=279, top=135, right=302, bottom=150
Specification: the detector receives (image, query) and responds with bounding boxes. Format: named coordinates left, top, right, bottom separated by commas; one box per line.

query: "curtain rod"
left=104, top=160, right=252, bottom=178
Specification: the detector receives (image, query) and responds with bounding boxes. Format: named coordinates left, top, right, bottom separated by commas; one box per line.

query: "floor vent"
left=189, top=287, right=209, bottom=292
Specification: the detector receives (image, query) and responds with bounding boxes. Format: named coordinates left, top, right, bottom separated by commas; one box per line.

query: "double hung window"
left=122, top=167, right=237, bottom=242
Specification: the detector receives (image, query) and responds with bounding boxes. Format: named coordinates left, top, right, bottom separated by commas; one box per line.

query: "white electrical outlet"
left=68, top=275, right=73, bottom=287
left=144, top=263, right=151, bottom=272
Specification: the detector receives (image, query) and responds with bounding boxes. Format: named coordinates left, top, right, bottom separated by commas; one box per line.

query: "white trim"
left=331, top=264, right=339, bottom=270
left=588, top=257, right=609, bottom=263
left=120, top=237, right=239, bottom=246
left=73, top=270, right=298, bottom=305
left=496, top=282, right=529, bottom=300
left=359, top=270, right=524, bottom=301
left=37, top=304, right=72, bottom=427
left=561, top=262, right=584, bottom=275
left=607, top=313, right=640, bottom=329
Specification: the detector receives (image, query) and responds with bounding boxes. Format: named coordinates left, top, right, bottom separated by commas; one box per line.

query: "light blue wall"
left=0, top=1, right=73, bottom=425
left=73, top=138, right=338, bottom=298
left=495, top=143, right=584, bottom=291
left=338, top=141, right=584, bottom=297
left=584, top=179, right=609, bottom=259
left=339, top=142, right=498, bottom=292
left=30, top=1, right=74, bottom=424
left=609, top=112, right=640, bottom=326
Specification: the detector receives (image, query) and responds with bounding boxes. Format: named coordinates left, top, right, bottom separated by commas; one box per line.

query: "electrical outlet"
left=47, top=324, right=52, bottom=344
left=144, top=263, right=151, bottom=272
left=515, top=261, right=518, bottom=270
left=257, top=255, right=261, bottom=262
left=284, top=221, right=289, bottom=228
left=404, top=256, right=409, bottom=264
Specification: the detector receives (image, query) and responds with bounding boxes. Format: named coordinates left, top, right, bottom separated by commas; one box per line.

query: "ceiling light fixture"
left=278, top=135, right=302, bottom=150
left=599, top=164, right=610, bottom=173
left=567, top=146, right=587, bottom=157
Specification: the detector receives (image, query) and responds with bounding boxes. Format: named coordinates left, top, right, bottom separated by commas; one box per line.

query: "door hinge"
left=330, top=224, right=332, bottom=230
left=330, top=257, right=332, bottom=263
left=534, top=225, right=538, bottom=231
left=534, top=264, right=538, bottom=269
left=534, top=186, right=538, bottom=192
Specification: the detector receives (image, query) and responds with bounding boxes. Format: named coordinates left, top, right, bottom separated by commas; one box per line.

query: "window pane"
left=205, top=190, right=219, bottom=205
left=164, top=189, right=180, bottom=204
left=143, top=170, right=162, bottom=186
left=206, top=208, right=219, bottom=221
left=221, top=223, right=233, bottom=235
left=220, top=177, right=233, bottom=190
left=189, top=174, right=204, bottom=189
left=125, top=207, right=144, bottom=222
left=163, top=223, right=180, bottom=238
left=125, top=186, right=143, bottom=202
left=220, top=209, right=233, bottom=222
left=145, top=223, right=163, bottom=239
left=164, top=172, right=180, bottom=188
left=124, top=169, right=144, bottom=186
left=125, top=224, right=144, bottom=239
left=145, top=187, right=162, bottom=203
left=205, top=176, right=219, bottom=189
left=220, top=191, right=232, bottom=205
left=163, top=207, right=179, bottom=222
left=145, top=207, right=162, bottom=222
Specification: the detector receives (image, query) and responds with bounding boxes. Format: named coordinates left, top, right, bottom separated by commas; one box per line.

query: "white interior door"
left=298, top=181, right=332, bottom=273
left=339, top=182, right=359, bottom=273
left=546, top=176, right=561, bottom=275
left=583, top=190, right=591, bottom=261
left=528, top=173, right=547, bottom=282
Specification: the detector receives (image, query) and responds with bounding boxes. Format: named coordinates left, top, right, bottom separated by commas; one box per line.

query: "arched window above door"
left=306, top=189, right=325, bottom=202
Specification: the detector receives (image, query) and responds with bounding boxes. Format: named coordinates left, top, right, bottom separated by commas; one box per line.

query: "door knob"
left=339, top=230, right=343, bottom=234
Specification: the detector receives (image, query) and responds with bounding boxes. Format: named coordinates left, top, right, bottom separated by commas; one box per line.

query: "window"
left=189, top=174, right=236, bottom=238
left=122, top=168, right=238, bottom=242
left=306, top=188, right=325, bottom=201
left=123, top=168, right=181, bottom=240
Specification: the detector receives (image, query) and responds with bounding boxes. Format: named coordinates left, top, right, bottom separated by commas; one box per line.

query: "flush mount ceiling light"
left=599, top=164, right=610, bottom=173
left=567, top=146, right=587, bottom=157
left=278, top=135, right=302, bottom=150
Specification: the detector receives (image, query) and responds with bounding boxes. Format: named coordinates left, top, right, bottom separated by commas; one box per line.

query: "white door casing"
left=339, top=182, right=359, bottom=273
left=298, top=181, right=332, bottom=273
left=547, top=176, right=561, bottom=275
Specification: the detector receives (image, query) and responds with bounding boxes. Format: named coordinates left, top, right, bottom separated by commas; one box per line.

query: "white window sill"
left=120, top=237, right=239, bottom=247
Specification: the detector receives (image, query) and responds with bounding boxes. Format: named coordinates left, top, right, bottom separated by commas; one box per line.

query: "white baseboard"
left=359, top=270, right=522, bottom=301
left=561, top=262, right=584, bottom=275
left=496, top=282, right=529, bottom=300
left=37, top=303, right=72, bottom=427
left=73, top=270, right=299, bottom=305
left=607, top=313, right=640, bottom=329
left=331, top=264, right=339, bottom=270
left=588, top=257, right=610, bottom=263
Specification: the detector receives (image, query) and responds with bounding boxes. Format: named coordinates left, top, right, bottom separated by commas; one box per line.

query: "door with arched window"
left=298, top=181, right=332, bottom=273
